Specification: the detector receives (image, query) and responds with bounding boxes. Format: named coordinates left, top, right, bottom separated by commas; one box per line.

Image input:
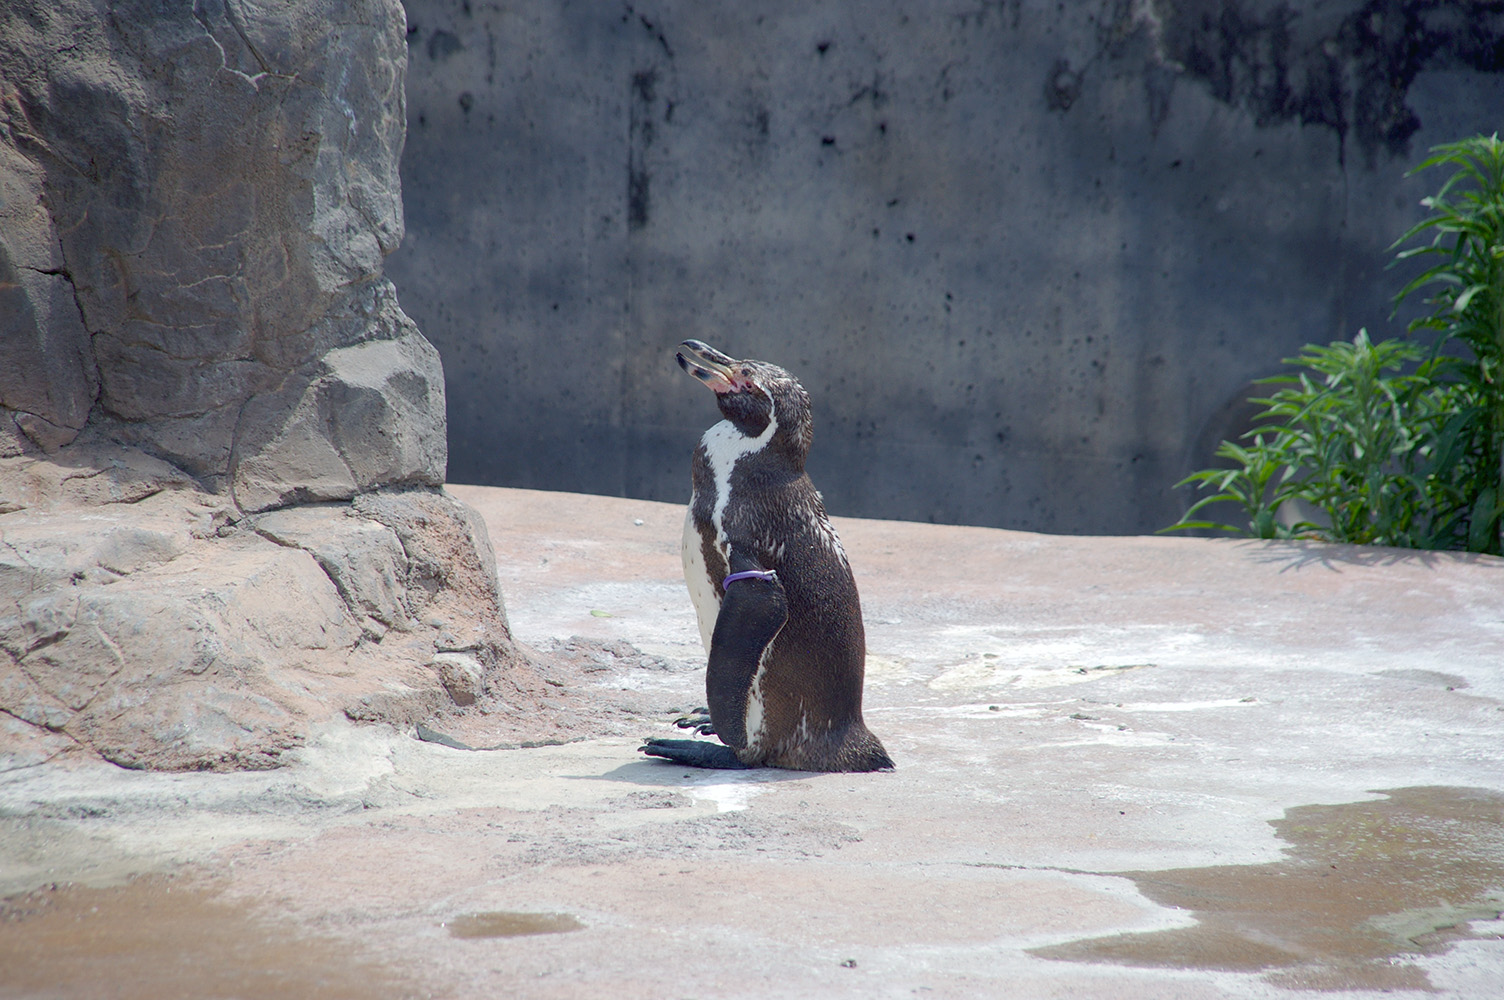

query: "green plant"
left=1167, top=134, right=1504, bottom=553
left=1392, top=134, right=1504, bottom=553
left=1169, top=331, right=1453, bottom=545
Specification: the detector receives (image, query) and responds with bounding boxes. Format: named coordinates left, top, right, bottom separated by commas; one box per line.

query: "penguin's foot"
left=638, top=738, right=753, bottom=769
left=674, top=710, right=715, bottom=736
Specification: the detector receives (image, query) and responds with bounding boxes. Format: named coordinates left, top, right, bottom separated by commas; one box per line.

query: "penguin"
left=639, top=340, right=893, bottom=773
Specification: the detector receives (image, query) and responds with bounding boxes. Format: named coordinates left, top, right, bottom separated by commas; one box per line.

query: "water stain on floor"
left=0, top=875, right=415, bottom=1000
left=445, top=910, right=584, bottom=938
left=1033, top=786, right=1504, bottom=991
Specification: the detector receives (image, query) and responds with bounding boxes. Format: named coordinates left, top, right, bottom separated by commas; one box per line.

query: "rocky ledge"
left=0, top=442, right=544, bottom=772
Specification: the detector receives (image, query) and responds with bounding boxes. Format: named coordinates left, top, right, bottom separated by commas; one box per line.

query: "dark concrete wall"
left=388, top=0, right=1504, bottom=534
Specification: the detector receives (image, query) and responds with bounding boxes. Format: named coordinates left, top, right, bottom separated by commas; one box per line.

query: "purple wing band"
left=723, top=569, right=778, bottom=586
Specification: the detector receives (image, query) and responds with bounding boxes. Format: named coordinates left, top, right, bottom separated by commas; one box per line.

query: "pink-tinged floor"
left=2, top=485, right=1501, bottom=1000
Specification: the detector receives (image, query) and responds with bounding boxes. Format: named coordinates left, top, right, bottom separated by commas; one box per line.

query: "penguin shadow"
left=592, top=757, right=819, bottom=790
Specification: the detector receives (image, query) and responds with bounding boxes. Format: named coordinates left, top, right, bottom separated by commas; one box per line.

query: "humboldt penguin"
left=639, top=340, right=893, bottom=772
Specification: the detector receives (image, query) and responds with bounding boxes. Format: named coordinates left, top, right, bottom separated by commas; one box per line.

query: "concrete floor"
left=2, top=485, right=1502, bottom=999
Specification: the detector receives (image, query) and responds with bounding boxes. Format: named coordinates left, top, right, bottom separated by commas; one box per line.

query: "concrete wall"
left=388, top=0, right=1504, bottom=534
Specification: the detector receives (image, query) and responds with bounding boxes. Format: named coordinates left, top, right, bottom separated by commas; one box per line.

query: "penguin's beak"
left=676, top=340, right=741, bottom=394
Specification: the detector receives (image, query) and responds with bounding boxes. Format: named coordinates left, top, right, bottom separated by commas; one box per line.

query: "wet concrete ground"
left=2, top=485, right=1502, bottom=999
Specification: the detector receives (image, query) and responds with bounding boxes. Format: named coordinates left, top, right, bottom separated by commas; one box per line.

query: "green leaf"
left=1466, top=488, right=1501, bottom=553
left=1451, top=282, right=1488, bottom=313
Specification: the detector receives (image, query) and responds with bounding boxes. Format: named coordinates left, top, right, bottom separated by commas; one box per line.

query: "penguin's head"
left=676, top=340, right=814, bottom=463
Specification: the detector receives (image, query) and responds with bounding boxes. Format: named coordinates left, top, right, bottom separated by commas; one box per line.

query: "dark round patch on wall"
left=1045, top=58, right=1083, bottom=111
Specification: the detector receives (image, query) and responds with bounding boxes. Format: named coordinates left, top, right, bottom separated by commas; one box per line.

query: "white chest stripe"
left=700, top=398, right=778, bottom=562
left=686, top=399, right=782, bottom=725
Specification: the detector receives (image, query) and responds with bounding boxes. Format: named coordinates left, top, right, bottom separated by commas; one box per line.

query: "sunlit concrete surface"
left=2, top=486, right=1502, bottom=999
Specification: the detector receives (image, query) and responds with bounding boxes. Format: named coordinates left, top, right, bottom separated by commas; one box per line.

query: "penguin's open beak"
left=676, top=340, right=742, bottom=394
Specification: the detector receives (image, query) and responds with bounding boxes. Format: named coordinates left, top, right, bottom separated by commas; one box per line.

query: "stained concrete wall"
left=389, top=0, right=1504, bottom=534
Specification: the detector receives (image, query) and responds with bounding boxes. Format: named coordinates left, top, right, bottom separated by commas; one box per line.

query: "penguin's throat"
left=728, top=414, right=771, bottom=437
left=715, top=388, right=773, bottom=435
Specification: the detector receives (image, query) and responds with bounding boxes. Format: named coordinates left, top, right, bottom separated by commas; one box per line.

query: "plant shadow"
left=1236, top=538, right=1504, bottom=573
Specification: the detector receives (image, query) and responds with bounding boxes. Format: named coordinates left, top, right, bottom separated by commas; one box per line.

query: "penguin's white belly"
left=682, top=507, right=720, bottom=652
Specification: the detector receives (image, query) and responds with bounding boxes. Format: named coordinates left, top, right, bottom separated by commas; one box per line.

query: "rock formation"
left=0, top=0, right=530, bottom=770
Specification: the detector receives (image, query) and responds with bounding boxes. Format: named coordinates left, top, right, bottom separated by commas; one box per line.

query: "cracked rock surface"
left=0, top=445, right=540, bottom=772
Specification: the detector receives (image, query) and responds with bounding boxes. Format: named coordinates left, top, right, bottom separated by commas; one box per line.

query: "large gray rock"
left=0, top=0, right=443, bottom=503
left=0, top=1, right=536, bottom=772
left=230, top=297, right=447, bottom=511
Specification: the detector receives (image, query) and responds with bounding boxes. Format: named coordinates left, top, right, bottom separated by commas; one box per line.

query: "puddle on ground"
left=0, top=875, right=412, bottom=1000
left=445, top=910, right=584, bottom=938
left=1033, top=786, right=1504, bottom=991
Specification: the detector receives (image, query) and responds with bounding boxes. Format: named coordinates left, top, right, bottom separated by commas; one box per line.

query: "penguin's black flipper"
left=706, top=563, right=788, bottom=749
left=638, top=738, right=752, bottom=769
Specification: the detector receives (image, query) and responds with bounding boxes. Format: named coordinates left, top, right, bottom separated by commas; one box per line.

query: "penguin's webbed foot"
left=638, top=738, right=752, bottom=769
left=674, top=709, right=714, bottom=736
